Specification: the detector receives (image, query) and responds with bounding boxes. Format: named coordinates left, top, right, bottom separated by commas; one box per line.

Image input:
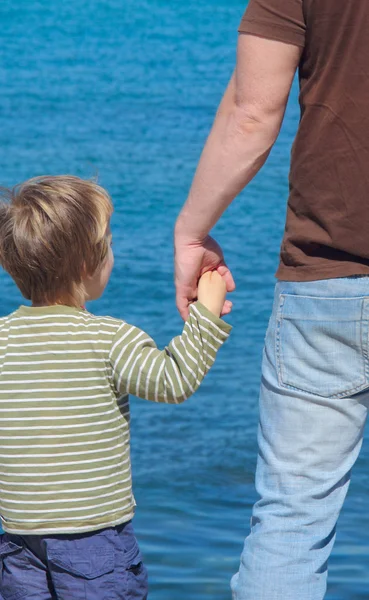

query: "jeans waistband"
left=277, top=276, right=369, bottom=299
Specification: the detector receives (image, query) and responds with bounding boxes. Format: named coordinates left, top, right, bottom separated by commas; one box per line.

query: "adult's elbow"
left=232, top=103, right=283, bottom=147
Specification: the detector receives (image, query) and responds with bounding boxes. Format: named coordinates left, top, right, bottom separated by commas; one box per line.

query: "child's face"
left=84, top=234, right=114, bottom=302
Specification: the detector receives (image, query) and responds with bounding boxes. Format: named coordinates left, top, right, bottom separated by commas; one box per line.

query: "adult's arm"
left=175, top=33, right=302, bottom=319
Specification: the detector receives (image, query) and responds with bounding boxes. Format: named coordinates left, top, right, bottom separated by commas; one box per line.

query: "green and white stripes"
left=0, top=301, right=230, bottom=534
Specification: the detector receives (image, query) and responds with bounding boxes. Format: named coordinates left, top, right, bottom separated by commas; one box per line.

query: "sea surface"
left=0, top=1, right=368, bottom=599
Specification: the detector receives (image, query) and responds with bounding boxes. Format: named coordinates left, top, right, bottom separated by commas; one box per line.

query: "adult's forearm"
left=175, top=75, right=279, bottom=242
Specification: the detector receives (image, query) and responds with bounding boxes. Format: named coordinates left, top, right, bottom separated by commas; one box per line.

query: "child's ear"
left=83, top=261, right=102, bottom=281
left=81, top=261, right=91, bottom=280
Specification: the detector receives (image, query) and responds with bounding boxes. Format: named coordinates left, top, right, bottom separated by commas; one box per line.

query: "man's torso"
left=240, top=0, right=369, bottom=281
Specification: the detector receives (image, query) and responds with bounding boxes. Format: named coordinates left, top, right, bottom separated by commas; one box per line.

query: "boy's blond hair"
left=0, top=175, right=113, bottom=307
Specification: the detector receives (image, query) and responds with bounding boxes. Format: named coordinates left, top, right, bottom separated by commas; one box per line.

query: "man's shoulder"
left=239, top=0, right=305, bottom=49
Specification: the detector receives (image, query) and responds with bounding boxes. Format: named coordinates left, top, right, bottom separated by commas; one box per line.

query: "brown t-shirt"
left=239, top=0, right=369, bottom=281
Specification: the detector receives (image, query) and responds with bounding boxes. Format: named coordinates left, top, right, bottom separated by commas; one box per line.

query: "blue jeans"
left=0, top=521, right=148, bottom=600
left=231, top=277, right=369, bottom=600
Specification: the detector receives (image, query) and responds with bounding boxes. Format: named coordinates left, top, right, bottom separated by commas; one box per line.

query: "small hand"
left=175, top=234, right=235, bottom=320
left=197, top=271, right=227, bottom=317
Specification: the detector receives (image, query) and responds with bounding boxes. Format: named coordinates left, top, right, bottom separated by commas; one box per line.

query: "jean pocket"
left=0, top=538, right=27, bottom=600
left=276, top=294, right=369, bottom=398
left=48, top=538, right=115, bottom=600
left=117, top=524, right=148, bottom=599
left=0, top=540, right=23, bottom=559
left=126, top=547, right=145, bottom=575
left=125, top=549, right=148, bottom=600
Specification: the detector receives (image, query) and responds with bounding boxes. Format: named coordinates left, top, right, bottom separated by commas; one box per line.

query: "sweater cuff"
left=190, top=301, right=232, bottom=338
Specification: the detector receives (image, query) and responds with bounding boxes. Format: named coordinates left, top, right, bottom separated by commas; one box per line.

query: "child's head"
left=0, top=175, right=114, bottom=307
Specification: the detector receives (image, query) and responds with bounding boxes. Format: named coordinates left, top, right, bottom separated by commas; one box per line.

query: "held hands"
left=197, top=271, right=227, bottom=317
left=174, top=233, right=235, bottom=320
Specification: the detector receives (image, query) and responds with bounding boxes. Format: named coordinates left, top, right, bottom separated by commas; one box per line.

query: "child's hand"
left=197, top=271, right=227, bottom=317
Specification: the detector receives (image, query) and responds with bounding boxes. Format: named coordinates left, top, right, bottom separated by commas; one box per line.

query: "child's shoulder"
left=80, top=309, right=125, bottom=333
left=84, top=310, right=144, bottom=341
left=0, top=307, right=126, bottom=336
left=0, top=313, right=12, bottom=328
left=0, top=307, right=23, bottom=328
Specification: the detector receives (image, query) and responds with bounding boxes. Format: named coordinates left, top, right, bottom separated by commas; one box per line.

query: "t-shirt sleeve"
left=238, top=0, right=306, bottom=48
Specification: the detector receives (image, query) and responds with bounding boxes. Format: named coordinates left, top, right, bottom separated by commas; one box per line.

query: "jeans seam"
left=275, top=294, right=285, bottom=388
left=361, top=300, right=369, bottom=384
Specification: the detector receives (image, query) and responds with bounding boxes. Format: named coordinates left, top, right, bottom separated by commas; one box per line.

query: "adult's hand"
left=174, top=233, right=235, bottom=320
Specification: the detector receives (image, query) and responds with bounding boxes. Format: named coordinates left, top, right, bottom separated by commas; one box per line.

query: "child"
left=0, top=175, right=231, bottom=600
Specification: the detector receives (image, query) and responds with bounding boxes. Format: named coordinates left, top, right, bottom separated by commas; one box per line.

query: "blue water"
left=0, top=1, right=368, bottom=598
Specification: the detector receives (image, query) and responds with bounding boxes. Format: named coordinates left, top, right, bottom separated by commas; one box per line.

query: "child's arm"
left=109, top=272, right=232, bottom=403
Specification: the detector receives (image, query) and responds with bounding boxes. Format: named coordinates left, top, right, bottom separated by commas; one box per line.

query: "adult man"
left=174, top=1, right=369, bottom=598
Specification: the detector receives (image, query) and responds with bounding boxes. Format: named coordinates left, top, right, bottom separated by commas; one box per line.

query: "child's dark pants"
left=0, top=520, right=148, bottom=599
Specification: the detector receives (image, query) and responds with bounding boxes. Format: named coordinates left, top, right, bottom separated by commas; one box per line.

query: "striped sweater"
left=0, top=301, right=231, bottom=534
